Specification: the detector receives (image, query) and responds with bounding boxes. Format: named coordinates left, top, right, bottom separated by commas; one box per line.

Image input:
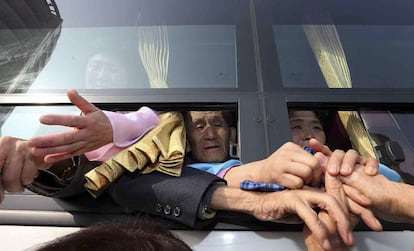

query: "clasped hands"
left=269, top=139, right=382, bottom=251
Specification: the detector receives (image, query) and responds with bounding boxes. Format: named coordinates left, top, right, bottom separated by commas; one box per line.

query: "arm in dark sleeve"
left=107, top=165, right=226, bottom=228
left=25, top=155, right=101, bottom=198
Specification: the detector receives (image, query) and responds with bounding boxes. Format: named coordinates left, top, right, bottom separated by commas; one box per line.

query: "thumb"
left=67, top=89, right=98, bottom=114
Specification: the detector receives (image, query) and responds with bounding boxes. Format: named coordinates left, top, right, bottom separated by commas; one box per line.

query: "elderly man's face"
left=186, top=111, right=235, bottom=163
left=289, top=110, right=326, bottom=147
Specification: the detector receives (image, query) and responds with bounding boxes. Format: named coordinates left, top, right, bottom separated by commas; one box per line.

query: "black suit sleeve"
left=27, top=155, right=225, bottom=228
left=107, top=165, right=225, bottom=228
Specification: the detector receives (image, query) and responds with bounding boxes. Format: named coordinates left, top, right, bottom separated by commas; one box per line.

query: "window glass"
left=32, top=25, right=236, bottom=90
left=287, top=108, right=414, bottom=185
left=361, top=111, right=414, bottom=184
left=1, top=106, right=78, bottom=138
left=0, top=0, right=239, bottom=93
left=274, top=25, right=414, bottom=88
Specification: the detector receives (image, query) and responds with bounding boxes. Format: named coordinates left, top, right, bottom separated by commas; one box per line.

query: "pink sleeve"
left=85, top=106, right=159, bottom=161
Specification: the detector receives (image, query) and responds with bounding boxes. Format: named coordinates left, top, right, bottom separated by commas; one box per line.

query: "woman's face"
left=289, top=110, right=326, bottom=147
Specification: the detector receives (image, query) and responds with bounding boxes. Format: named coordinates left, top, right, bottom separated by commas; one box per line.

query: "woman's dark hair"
left=35, top=218, right=192, bottom=251
left=313, top=109, right=332, bottom=134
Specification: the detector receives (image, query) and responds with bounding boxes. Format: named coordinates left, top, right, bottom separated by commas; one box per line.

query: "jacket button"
left=173, top=207, right=181, bottom=217
left=164, top=205, right=171, bottom=215
left=155, top=203, right=162, bottom=213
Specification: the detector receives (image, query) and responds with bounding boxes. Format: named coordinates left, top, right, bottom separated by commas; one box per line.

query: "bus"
left=1, top=0, right=414, bottom=250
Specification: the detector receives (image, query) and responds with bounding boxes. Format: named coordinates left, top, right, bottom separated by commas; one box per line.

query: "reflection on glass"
left=138, top=26, right=169, bottom=88
left=85, top=52, right=129, bottom=89
left=0, top=1, right=62, bottom=94
left=273, top=25, right=414, bottom=88
left=2, top=0, right=239, bottom=91
left=30, top=25, right=237, bottom=90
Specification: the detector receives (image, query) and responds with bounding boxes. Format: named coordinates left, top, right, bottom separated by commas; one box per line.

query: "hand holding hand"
left=303, top=157, right=382, bottom=251
left=264, top=142, right=324, bottom=188
left=254, top=188, right=353, bottom=250
left=0, top=136, right=50, bottom=202
left=309, top=138, right=379, bottom=177
left=341, top=166, right=414, bottom=223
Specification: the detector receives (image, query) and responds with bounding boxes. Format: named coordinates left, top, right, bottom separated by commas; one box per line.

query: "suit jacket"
left=26, top=156, right=224, bottom=228
left=108, top=165, right=224, bottom=228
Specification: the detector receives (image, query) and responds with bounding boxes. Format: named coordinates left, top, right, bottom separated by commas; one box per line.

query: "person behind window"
left=289, top=110, right=326, bottom=148
left=0, top=90, right=383, bottom=250
left=288, top=109, right=401, bottom=183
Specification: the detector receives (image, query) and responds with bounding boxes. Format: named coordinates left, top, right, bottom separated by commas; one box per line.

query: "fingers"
left=299, top=200, right=350, bottom=250
left=342, top=184, right=371, bottom=207
left=320, top=196, right=353, bottom=247
left=30, top=136, right=85, bottom=157
left=309, top=138, right=332, bottom=157
left=322, top=173, right=354, bottom=247
left=267, top=142, right=323, bottom=187
left=338, top=149, right=362, bottom=176
left=363, top=157, right=379, bottom=176
left=324, top=149, right=360, bottom=177
left=38, top=114, right=86, bottom=129
left=44, top=152, right=73, bottom=164
left=294, top=199, right=332, bottom=250
left=323, top=149, right=345, bottom=176
left=275, top=174, right=305, bottom=189
left=346, top=196, right=382, bottom=231
left=294, top=190, right=353, bottom=248
left=278, top=162, right=319, bottom=188
left=289, top=145, right=323, bottom=187
left=67, top=89, right=98, bottom=114
left=29, top=131, right=75, bottom=149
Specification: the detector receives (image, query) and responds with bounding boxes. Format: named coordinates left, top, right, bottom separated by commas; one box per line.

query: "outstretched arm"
left=28, top=89, right=159, bottom=163
left=210, top=185, right=353, bottom=251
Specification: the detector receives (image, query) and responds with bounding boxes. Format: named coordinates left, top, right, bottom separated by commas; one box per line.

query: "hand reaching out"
left=28, top=89, right=113, bottom=163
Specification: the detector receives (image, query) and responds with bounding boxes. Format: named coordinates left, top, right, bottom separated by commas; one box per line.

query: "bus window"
left=287, top=108, right=414, bottom=185
left=360, top=111, right=414, bottom=184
